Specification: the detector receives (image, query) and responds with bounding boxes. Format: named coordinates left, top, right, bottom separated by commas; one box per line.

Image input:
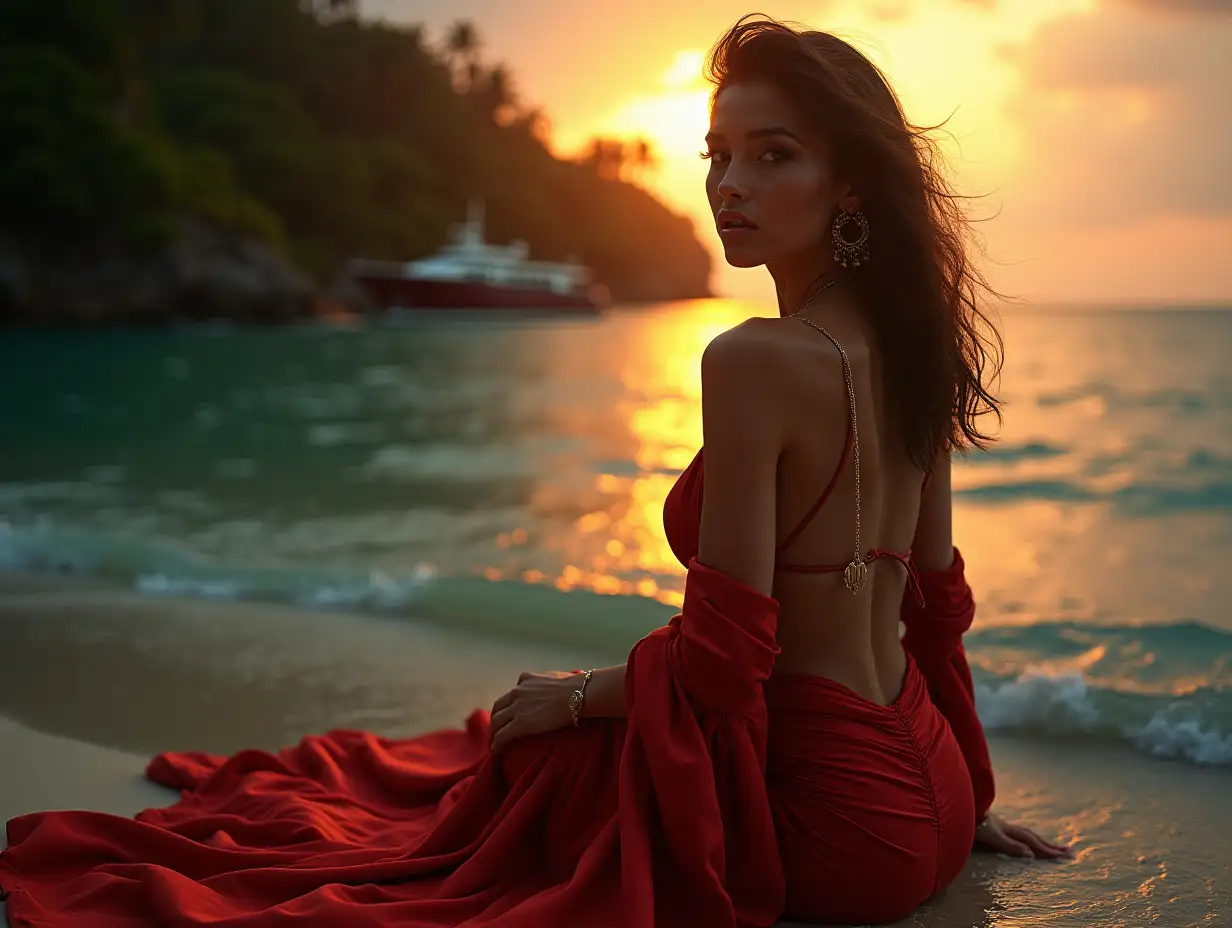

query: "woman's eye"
left=699, top=148, right=789, bottom=165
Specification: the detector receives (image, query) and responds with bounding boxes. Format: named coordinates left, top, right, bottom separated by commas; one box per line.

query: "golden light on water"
left=457, top=300, right=1229, bottom=671
left=596, top=301, right=752, bottom=605
left=489, top=300, right=754, bottom=608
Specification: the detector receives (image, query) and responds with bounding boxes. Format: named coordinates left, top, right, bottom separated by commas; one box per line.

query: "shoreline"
left=0, top=569, right=600, bottom=758
left=2, top=570, right=1229, bottom=925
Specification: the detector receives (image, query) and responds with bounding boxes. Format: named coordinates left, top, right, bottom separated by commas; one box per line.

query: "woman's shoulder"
left=701, top=316, right=849, bottom=409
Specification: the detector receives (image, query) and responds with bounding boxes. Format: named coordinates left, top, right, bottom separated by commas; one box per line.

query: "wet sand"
left=3, top=572, right=1229, bottom=927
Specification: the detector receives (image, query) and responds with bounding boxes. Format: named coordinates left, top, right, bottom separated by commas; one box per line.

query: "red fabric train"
left=0, top=550, right=990, bottom=927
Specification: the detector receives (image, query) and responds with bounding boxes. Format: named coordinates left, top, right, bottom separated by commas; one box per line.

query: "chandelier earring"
left=831, top=208, right=871, bottom=269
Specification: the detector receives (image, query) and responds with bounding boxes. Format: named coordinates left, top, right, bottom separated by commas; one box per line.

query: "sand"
left=3, top=571, right=1229, bottom=927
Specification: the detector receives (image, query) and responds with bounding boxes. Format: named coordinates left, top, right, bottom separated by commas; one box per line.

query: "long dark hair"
left=707, top=15, right=1003, bottom=467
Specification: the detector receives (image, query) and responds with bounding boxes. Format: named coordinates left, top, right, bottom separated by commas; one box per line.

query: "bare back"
left=753, top=310, right=926, bottom=705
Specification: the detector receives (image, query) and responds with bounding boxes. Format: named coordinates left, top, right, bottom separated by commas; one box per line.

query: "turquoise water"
left=3, top=301, right=1231, bottom=764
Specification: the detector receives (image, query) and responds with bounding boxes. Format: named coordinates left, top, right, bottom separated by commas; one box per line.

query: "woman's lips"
left=716, top=209, right=759, bottom=235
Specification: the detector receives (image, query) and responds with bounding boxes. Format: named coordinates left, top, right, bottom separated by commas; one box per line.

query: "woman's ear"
left=837, top=185, right=861, bottom=213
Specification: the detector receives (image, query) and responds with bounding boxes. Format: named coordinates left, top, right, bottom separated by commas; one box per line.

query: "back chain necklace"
left=789, top=276, right=867, bottom=595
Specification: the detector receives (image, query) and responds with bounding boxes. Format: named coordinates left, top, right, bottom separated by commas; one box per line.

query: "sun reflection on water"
left=539, top=300, right=754, bottom=607
left=463, top=303, right=1232, bottom=643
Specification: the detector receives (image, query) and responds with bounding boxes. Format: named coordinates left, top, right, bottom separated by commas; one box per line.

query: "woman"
left=0, top=15, right=1070, bottom=928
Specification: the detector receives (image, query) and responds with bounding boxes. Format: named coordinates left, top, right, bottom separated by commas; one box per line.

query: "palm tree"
left=631, top=138, right=658, bottom=181
left=582, top=138, right=605, bottom=174
left=583, top=137, right=627, bottom=180
left=513, top=106, right=551, bottom=144
left=446, top=20, right=480, bottom=91
left=476, top=63, right=516, bottom=122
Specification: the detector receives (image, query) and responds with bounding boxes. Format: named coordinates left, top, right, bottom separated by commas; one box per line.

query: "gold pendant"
left=843, top=558, right=868, bottom=594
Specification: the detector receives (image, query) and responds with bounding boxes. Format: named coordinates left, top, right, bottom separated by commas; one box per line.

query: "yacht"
left=350, top=201, right=607, bottom=313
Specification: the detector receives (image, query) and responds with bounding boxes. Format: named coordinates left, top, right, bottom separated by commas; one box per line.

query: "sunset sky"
left=366, top=0, right=1231, bottom=306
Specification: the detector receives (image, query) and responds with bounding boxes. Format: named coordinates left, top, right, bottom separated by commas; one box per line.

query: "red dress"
left=0, top=449, right=993, bottom=927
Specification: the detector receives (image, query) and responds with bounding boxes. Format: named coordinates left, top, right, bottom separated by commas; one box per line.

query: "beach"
left=2, top=302, right=1231, bottom=925
left=5, top=0, right=1230, bottom=920
left=3, top=570, right=1229, bottom=928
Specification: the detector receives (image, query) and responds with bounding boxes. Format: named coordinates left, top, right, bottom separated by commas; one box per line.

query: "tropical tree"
left=582, top=137, right=628, bottom=181
left=0, top=0, right=715, bottom=314
left=630, top=137, right=658, bottom=181
left=511, top=106, right=550, bottom=144
left=445, top=20, right=479, bottom=91
left=475, top=63, right=516, bottom=123
left=465, top=59, right=483, bottom=97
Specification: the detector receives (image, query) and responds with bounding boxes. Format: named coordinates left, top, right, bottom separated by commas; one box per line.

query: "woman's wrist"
left=566, top=669, right=594, bottom=727
left=576, top=663, right=629, bottom=720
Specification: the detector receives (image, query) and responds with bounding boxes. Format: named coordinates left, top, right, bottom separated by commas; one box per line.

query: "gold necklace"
left=792, top=275, right=843, bottom=316
left=790, top=278, right=867, bottom=595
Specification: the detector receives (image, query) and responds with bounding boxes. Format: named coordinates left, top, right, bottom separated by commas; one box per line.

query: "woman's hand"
left=489, top=670, right=578, bottom=754
left=975, top=811, right=1074, bottom=860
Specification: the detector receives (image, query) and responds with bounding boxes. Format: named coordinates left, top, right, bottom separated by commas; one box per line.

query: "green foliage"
left=0, top=0, right=711, bottom=299
left=172, top=146, right=285, bottom=246
left=0, top=46, right=178, bottom=245
left=158, top=69, right=324, bottom=230
left=0, top=0, right=134, bottom=91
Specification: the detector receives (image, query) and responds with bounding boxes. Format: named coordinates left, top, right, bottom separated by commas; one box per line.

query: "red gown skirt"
left=0, top=551, right=992, bottom=927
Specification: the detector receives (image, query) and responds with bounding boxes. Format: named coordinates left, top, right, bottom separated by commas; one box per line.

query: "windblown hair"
left=707, top=15, right=1004, bottom=467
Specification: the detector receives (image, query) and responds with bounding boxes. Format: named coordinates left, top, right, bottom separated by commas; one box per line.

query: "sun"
left=550, top=0, right=1098, bottom=302
left=600, top=50, right=712, bottom=160
left=662, top=49, right=706, bottom=91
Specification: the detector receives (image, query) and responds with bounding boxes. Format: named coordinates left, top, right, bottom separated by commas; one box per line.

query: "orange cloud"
left=1111, top=0, right=1232, bottom=13
left=995, top=8, right=1231, bottom=215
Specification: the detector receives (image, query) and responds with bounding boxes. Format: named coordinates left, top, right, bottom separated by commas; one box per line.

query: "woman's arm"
left=579, top=663, right=628, bottom=719
left=489, top=664, right=627, bottom=752
left=907, top=452, right=1071, bottom=858
left=589, top=329, right=784, bottom=724
left=693, top=327, right=784, bottom=594
left=901, top=448, right=996, bottom=818
left=587, top=330, right=784, bottom=719
left=912, top=449, right=956, bottom=571
left=493, top=328, right=786, bottom=748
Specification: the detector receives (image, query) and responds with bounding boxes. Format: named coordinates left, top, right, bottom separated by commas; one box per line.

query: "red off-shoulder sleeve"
left=899, top=547, right=995, bottom=822
left=620, top=557, right=785, bottom=928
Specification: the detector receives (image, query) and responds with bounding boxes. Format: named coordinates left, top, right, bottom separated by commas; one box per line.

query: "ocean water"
left=2, top=300, right=1231, bottom=767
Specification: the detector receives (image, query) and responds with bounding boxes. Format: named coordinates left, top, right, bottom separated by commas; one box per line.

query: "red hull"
left=354, top=275, right=603, bottom=313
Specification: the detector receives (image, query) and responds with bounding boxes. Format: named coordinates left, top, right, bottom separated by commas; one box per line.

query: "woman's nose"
left=716, top=168, right=747, bottom=203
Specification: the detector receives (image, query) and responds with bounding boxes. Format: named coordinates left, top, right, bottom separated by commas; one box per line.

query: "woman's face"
left=704, top=80, right=852, bottom=269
